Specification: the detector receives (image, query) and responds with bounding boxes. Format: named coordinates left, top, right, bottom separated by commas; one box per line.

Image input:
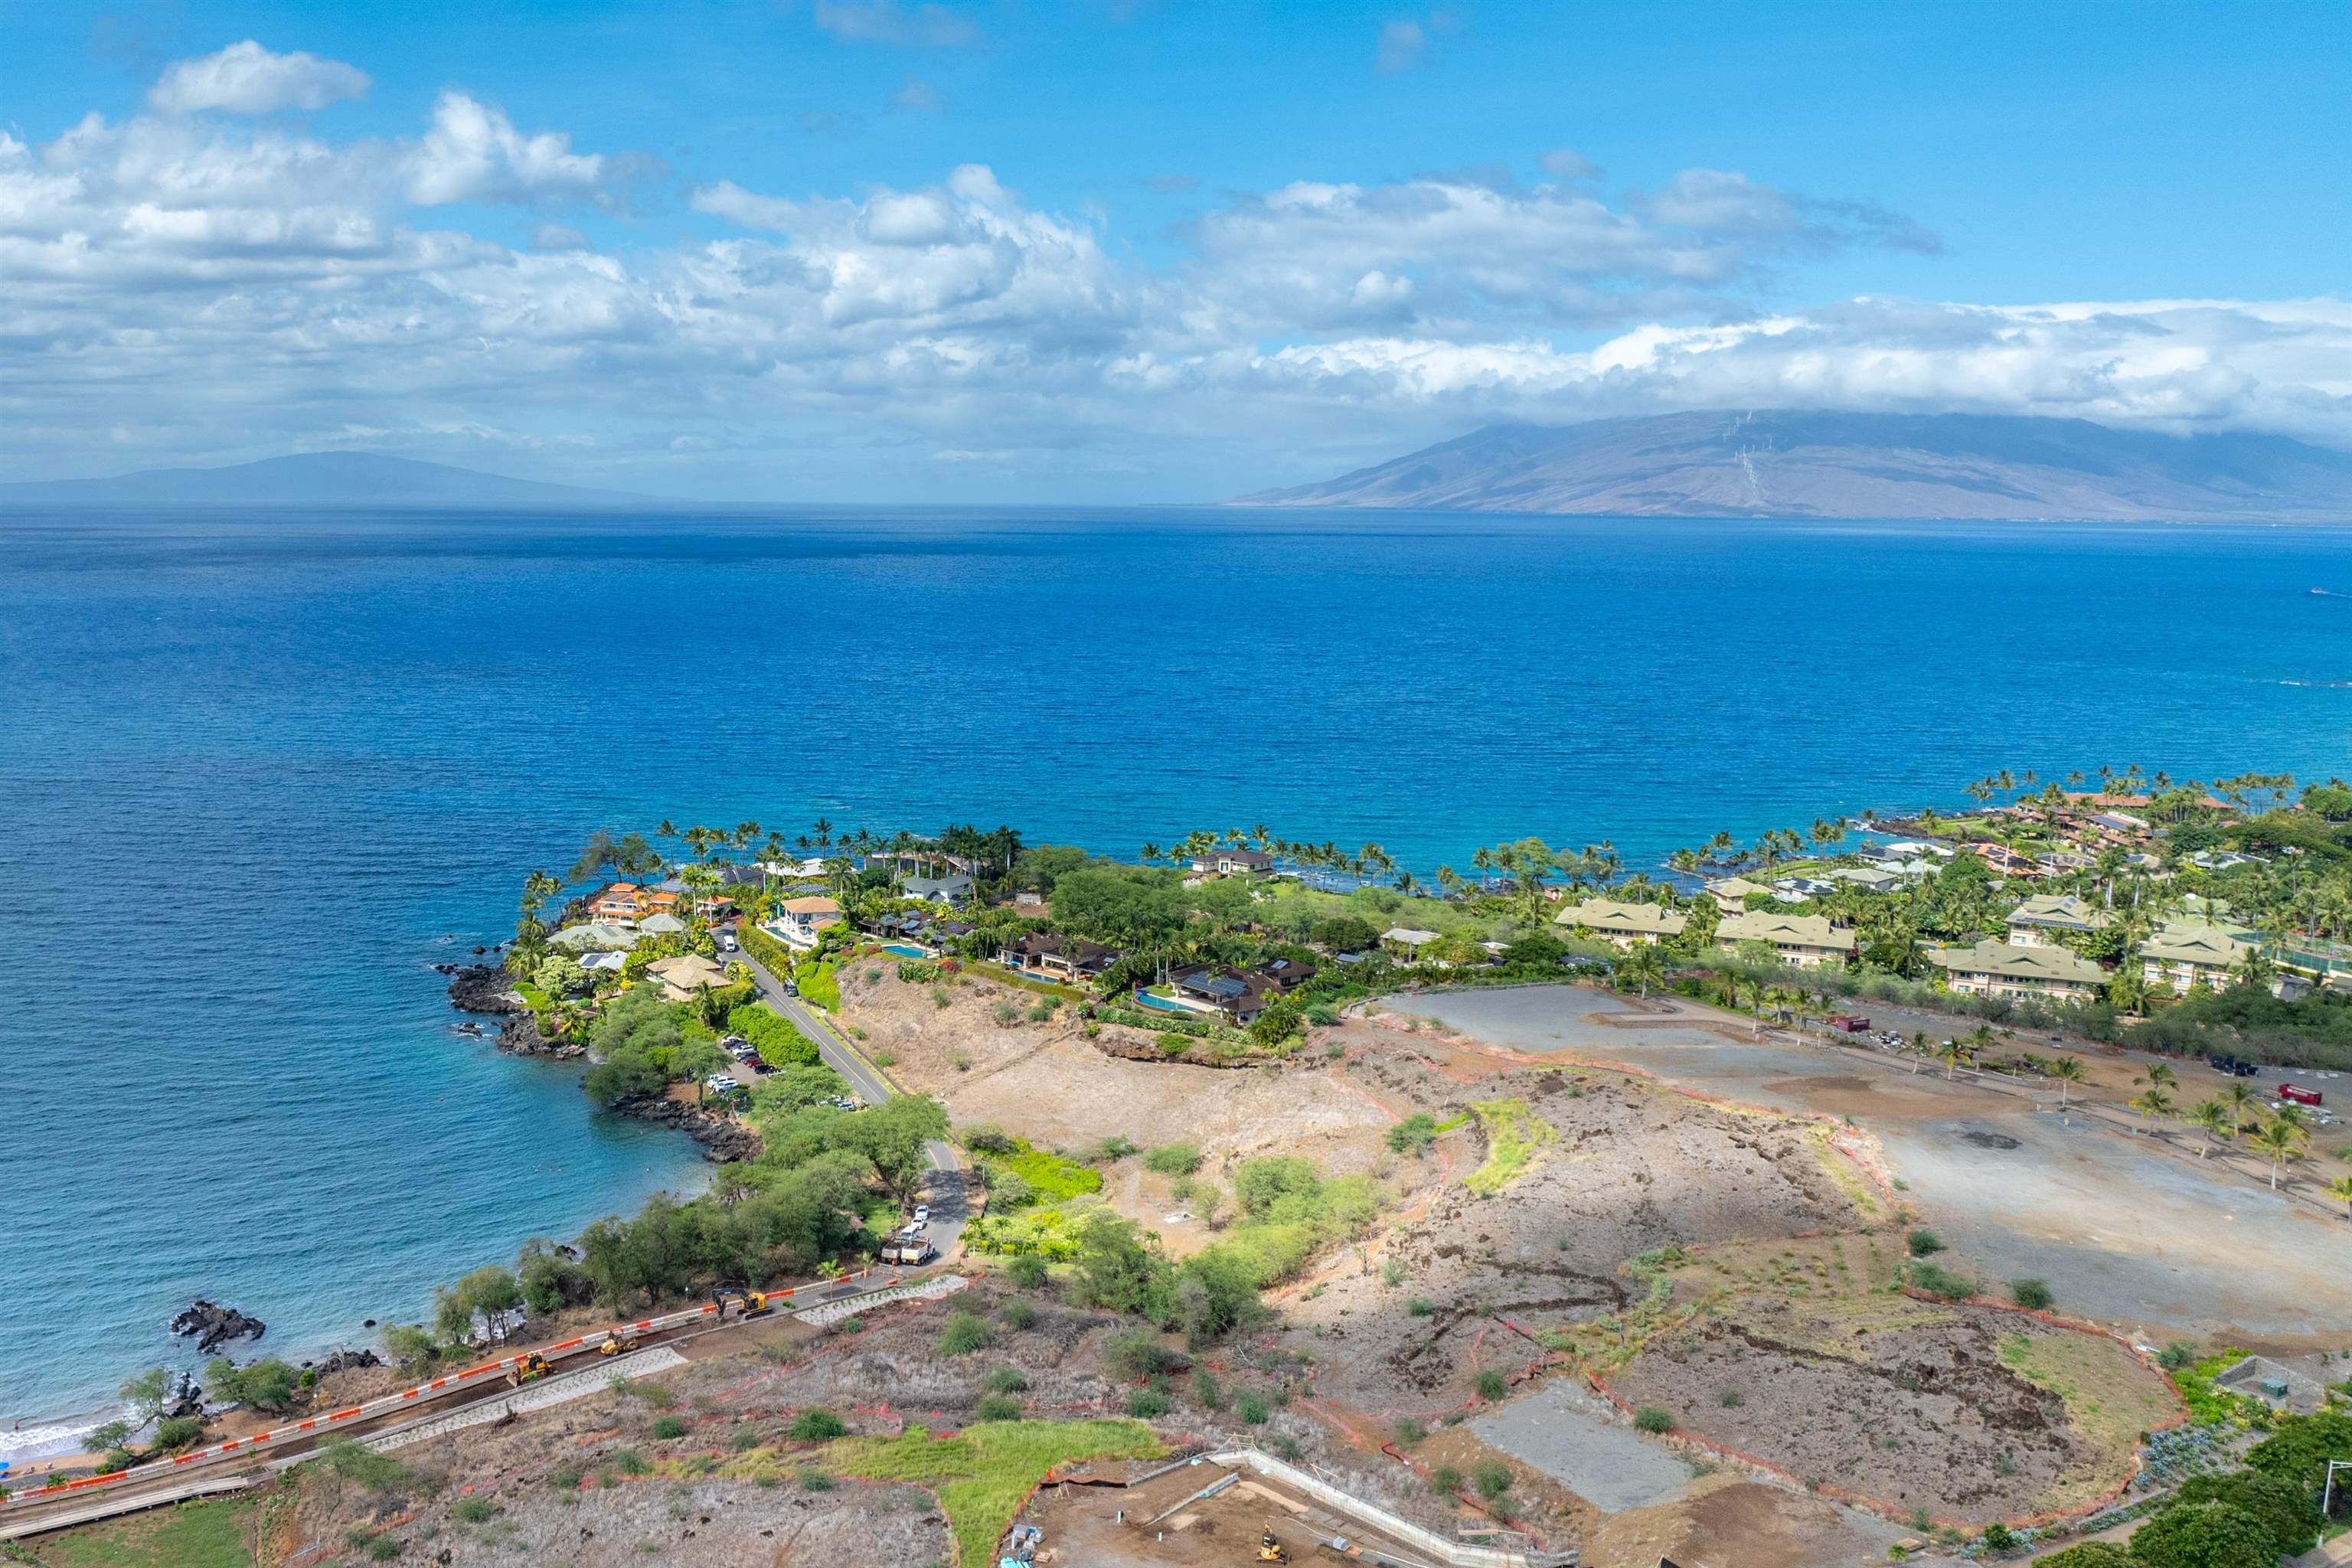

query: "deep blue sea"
left=4, top=506, right=2350, bottom=1439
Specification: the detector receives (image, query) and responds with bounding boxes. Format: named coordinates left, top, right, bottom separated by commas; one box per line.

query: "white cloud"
left=5, top=67, right=2348, bottom=498
left=405, top=91, right=607, bottom=205
left=149, top=41, right=371, bottom=116
left=890, top=75, right=947, bottom=113
left=812, top=1, right=979, bottom=48
left=1538, top=149, right=1600, bottom=181
left=1376, top=21, right=1426, bottom=73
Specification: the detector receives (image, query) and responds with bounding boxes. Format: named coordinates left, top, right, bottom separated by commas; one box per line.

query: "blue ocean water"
left=3, top=505, right=2350, bottom=1434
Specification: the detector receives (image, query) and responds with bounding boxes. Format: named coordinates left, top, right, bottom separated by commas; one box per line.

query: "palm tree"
left=2044, top=1055, right=2087, bottom=1109
left=2185, top=1097, right=2233, bottom=1157
left=2324, top=1173, right=2352, bottom=1221
left=2128, top=1088, right=2174, bottom=1134
left=1619, top=942, right=1665, bottom=998
left=2144, top=1062, right=2179, bottom=1093
left=656, top=818, right=678, bottom=841
left=812, top=817, right=834, bottom=850
left=2249, top=1116, right=2310, bottom=1189
left=1138, top=842, right=1161, bottom=864
left=1939, top=1038, right=1965, bottom=1080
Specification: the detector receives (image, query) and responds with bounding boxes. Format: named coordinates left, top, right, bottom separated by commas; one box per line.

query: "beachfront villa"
left=1554, top=897, right=1688, bottom=947
left=645, top=952, right=730, bottom=1002
left=638, top=912, right=687, bottom=936
left=1929, top=939, right=2106, bottom=1003
left=589, top=882, right=647, bottom=923
left=1001, top=932, right=1121, bottom=982
left=550, top=921, right=640, bottom=952
left=1190, top=848, right=1275, bottom=877
left=1826, top=866, right=1900, bottom=893
left=2004, top=893, right=2109, bottom=947
left=2140, top=920, right=2255, bottom=995
left=769, top=895, right=844, bottom=951
left=1715, top=910, right=1857, bottom=967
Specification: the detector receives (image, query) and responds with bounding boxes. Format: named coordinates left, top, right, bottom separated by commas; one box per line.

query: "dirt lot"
left=1606, top=1285, right=2163, bottom=1524
left=1380, top=985, right=2352, bottom=1345
left=1280, top=1050, right=1869, bottom=1413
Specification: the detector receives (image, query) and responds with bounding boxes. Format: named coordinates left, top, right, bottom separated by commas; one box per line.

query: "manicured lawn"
left=825, top=1419, right=1163, bottom=1568
left=38, top=1498, right=253, bottom=1568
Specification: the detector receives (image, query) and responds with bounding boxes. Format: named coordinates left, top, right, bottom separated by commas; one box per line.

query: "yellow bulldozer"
left=504, top=1351, right=552, bottom=1389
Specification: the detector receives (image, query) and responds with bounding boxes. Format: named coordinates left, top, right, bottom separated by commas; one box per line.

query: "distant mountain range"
left=0, top=452, right=640, bottom=508
left=1236, top=411, right=2352, bottom=522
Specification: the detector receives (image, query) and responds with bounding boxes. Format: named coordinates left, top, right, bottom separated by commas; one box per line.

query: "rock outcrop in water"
left=618, top=1094, right=761, bottom=1163
left=501, top=1011, right=581, bottom=1058
left=171, top=1299, right=266, bottom=1354
left=445, top=963, right=521, bottom=1014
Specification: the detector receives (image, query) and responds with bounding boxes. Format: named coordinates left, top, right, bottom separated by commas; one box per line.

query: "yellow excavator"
left=713, top=1285, right=772, bottom=1321
left=504, top=1351, right=552, bottom=1389
left=1258, top=1527, right=1288, bottom=1564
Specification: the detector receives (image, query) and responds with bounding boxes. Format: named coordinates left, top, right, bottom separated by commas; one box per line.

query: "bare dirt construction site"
left=1274, top=1051, right=1872, bottom=1412
left=1379, top=985, right=2352, bottom=1348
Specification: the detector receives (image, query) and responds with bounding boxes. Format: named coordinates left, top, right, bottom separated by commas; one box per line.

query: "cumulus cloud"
left=812, top=1, right=979, bottom=48
left=149, top=41, right=371, bottom=116
left=5, top=60, right=2348, bottom=495
left=405, top=91, right=608, bottom=205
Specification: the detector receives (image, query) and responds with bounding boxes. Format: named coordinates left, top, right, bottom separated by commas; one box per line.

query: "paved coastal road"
left=733, top=946, right=967, bottom=1245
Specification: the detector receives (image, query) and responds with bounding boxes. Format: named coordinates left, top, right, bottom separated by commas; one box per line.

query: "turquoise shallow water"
left=2, top=505, right=2349, bottom=1433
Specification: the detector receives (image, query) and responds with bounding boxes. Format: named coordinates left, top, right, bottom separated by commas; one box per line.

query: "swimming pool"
left=880, top=942, right=929, bottom=958
left=1130, top=989, right=1204, bottom=1014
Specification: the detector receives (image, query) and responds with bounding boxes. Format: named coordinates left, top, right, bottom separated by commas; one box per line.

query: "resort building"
left=1703, top=876, right=1772, bottom=912
left=1000, top=932, right=1121, bottom=983
left=645, top=952, right=731, bottom=1002
left=769, top=895, right=844, bottom=951
left=1929, top=939, right=2106, bottom=1003
left=2140, top=920, right=2254, bottom=995
left=1553, top=898, right=1688, bottom=947
left=2004, top=893, right=2109, bottom=948
left=1715, top=911, right=1857, bottom=968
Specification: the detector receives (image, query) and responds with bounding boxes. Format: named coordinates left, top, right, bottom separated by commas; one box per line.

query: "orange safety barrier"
left=2, top=1262, right=914, bottom=1509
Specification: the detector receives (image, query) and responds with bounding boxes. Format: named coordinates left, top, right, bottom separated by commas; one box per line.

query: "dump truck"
left=881, top=1236, right=936, bottom=1266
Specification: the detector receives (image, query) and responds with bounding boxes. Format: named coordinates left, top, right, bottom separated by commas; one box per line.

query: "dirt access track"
left=1381, top=984, right=2352, bottom=1347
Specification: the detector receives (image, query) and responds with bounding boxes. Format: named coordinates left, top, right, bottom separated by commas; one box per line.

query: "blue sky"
left=4, top=1, right=2348, bottom=499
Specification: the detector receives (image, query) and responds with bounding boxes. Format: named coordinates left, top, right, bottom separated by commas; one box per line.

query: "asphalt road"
left=733, top=944, right=968, bottom=1247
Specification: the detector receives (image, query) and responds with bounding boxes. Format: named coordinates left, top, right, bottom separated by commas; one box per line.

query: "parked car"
left=913, top=1204, right=930, bottom=1223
